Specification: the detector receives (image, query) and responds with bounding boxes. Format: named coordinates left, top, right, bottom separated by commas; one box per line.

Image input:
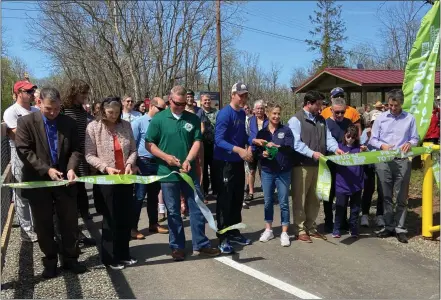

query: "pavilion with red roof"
left=293, top=68, right=440, bottom=105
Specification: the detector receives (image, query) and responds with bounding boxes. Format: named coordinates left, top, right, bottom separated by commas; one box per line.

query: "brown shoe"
left=309, top=231, right=328, bottom=241
left=131, top=229, right=145, bottom=240
left=296, top=233, right=313, bottom=243
left=149, top=224, right=169, bottom=234
left=171, top=249, right=185, bottom=261
left=193, top=247, right=221, bottom=257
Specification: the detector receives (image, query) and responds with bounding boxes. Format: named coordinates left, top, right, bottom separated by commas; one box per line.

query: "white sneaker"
left=360, top=215, right=369, bottom=227
left=280, top=232, right=290, bottom=247
left=376, top=215, right=385, bottom=227
left=259, top=229, right=274, bottom=242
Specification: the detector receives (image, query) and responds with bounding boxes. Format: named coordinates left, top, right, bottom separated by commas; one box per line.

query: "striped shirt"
left=62, top=105, right=89, bottom=176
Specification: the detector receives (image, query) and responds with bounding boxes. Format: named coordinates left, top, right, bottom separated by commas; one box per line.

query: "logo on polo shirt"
left=183, top=122, right=194, bottom=132
left=277, top=132, right=285, bottom=139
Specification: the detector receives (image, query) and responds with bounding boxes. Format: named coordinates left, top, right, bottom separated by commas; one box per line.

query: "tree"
left=29, top=0, right=243, bottom=101
left=346, top=43, right=386, bottom=69
left=306, top=0, right=347, bottom=70
left=377, top=0, right=431, bottom=69
left=1, top=57, right=20, bottom=116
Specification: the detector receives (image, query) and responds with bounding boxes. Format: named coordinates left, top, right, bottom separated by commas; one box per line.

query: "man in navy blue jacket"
left=214, top=82, right=253, bottom=254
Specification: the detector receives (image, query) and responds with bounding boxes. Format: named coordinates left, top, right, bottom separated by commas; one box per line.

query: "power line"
left=224, top=21, right=387, bottom=60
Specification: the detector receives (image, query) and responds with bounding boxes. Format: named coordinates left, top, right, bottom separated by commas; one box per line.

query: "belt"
left=139, top=157, right=156, bottom=162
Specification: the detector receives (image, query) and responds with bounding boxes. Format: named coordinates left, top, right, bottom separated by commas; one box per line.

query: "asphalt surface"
left=2, top=185, right=440, bottom=299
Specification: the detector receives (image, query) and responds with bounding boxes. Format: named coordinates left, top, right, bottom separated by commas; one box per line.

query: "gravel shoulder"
left=1, top=219, right=118, bottom=299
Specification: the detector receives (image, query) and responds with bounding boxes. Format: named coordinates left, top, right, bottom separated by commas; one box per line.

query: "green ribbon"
left=317, top=146, right=435, bottom=201
left=2, top=171, right=245, bottom=235
left=263, top=142, right=279, bottom=160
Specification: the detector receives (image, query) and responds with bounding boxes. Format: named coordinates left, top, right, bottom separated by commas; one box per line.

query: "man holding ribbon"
left=146, top=85, right=220, bottom=261
left=15, top=87, right=87, bottom=278
left=288, top=90, right=344, bottom=243
left=369, top=89, right=419, bottom=243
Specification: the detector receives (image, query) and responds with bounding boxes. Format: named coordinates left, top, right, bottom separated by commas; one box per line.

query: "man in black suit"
left=15, top=87, right=87, bottom=278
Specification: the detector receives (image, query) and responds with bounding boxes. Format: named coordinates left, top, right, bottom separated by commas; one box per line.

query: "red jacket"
left=425, top=107, right=440, bottom=139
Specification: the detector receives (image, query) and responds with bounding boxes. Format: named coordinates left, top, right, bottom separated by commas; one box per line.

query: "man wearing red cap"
left=3, top=80, right=39, bottom=242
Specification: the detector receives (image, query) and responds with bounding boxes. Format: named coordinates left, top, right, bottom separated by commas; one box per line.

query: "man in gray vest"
left=288, top=90, right=344, bottom=243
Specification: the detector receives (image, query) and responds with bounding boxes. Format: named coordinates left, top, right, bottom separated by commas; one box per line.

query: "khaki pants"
left=291, top=166, right=320, bottom=235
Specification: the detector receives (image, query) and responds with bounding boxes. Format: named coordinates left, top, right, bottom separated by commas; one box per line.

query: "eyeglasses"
left=333, top=110, right=345, bottom=115
left=126, top=100, right=133, bottom=103
left=171, top=99, right=186, bottom=107
left=155, top=105, right=165, bottom=111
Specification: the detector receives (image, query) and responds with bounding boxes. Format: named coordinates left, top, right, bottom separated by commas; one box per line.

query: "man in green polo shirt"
left=146, top=85, right=220, bottom=261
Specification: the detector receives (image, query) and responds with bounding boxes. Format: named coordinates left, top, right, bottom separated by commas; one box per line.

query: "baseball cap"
left=330, top=87, right=344, bottom=98
left=186, top=89, right=195, bottom=96
left=231, top=82, right=248, bottom=95
left=13, top=80, right=37, bottom=94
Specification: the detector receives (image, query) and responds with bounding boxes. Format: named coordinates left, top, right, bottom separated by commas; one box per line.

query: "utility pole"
left=216, top=0, right=223, bottom=108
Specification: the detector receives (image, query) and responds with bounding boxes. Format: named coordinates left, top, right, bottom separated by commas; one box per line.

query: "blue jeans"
left=261, top=170, right=291, bottom=226
left=161, top=179, right=210, bottom=250
left=133, top=158, right=160, bottom=228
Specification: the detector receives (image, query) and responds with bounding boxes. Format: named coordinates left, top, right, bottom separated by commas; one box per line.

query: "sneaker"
left=350, top=232, right=359, bottom=238
left=107, top=263, right=125, bottom=270
left=229, top=234, right=252, bottom=246
left=360, top=215, right=369, bottom=227
left=332, top=230, right=341, bottom=238
left=244, top=193, right=254, bottom=204
left=280, top=232, right=290, bottom=247
left=121, top=257, right=138, bottom=266
left=259, top=230, right=274, bottom=242
left=193, top=247, right=221, bottom=257
left=218, top=240, right=234, bottom=254
left=376, top=215, right=385, bottom=227
left=242, top=202, right=249, bottom=209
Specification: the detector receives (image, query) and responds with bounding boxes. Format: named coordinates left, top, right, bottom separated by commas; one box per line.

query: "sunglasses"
left=333, top=110, right=345, bottom=115
left=155, top=105, right=165, bottom=111
left=23, top=89, right=35, bottom=95
left=125, top=100, right=133, bottom=103
left=171, top=99, right=186, bottom=107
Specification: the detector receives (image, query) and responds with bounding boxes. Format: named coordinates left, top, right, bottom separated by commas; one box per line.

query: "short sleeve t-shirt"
left=3, top=103, right=39, bottom=147
left=321, top=106, right=360, bottom=124
left=145, top=109, right=202, bottom=181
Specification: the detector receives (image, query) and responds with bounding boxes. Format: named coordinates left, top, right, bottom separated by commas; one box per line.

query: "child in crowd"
left=333, top=125, right=365, bottom=238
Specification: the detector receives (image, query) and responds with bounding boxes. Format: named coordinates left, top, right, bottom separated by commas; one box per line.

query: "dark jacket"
left=15, top=111, right=81, bottom=182
left=255, top=124, right=295, bottom=173
left=248, top=115, right=269, bottom=149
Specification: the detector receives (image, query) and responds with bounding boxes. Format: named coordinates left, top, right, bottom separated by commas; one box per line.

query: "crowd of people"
left=3, top=77, right=439, bottom=279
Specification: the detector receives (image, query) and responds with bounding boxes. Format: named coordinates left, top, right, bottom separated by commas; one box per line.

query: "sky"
left=1, top=1, right=431, bottom=86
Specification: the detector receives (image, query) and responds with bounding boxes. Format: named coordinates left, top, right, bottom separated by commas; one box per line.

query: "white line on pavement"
left=214, top=257, right=321, bottom=299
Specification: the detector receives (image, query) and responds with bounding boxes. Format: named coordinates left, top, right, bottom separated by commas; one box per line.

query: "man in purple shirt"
left=369, top=89, right=419, bottom=243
